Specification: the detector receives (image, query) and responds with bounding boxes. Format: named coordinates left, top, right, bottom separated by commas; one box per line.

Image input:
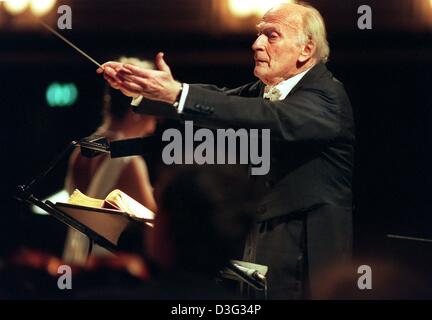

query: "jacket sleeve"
left=181, top=83, right=352, bottom=143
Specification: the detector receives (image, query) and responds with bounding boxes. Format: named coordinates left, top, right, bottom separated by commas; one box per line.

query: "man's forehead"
left=256, top=17, right=299, bottom=33
left=256, top=21, right=281, bottom=31
left=257, top=8, right=302, bottom=32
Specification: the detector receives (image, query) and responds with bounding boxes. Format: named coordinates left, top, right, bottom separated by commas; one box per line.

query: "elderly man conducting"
left=98, top=3, right=355, bottom=299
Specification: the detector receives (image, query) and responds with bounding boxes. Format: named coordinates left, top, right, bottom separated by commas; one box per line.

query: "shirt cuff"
left=131, top=95, right=143, bottom=106
left=176, top=83, right=189, bottom=114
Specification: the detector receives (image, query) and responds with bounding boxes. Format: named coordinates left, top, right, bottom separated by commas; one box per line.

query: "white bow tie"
left=263, top=86, right=282, bottom=101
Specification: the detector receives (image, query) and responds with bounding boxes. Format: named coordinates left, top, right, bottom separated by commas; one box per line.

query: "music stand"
left=14, top=138, right=118, bottom=254
left=15, top=136, right=270, bottom=297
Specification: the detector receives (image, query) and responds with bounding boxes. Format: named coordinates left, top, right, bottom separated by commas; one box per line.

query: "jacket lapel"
left=287, top=62, right=329, bottom=97
left=251, top=80, right=265, bottom=97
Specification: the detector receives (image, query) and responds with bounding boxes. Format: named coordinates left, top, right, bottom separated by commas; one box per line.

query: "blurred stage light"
left=228, top=0, right=254, bottom=17
left=3, top=0, right=30, bottom=15
left=228, top=0, right=294, bottom=18
left=255, top=0, right=295, bottom=16
left=46, top=82, right=78, bottom=107
left=29, top=0, right=56, bottom=16
left=2, top=0, right=56, bottom=16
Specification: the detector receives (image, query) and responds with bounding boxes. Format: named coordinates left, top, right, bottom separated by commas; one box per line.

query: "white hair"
left=296, top=2, right=330, bottom=63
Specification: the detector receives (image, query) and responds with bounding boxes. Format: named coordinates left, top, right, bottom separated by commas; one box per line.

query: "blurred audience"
left=0, top=248, right=150, bottom=299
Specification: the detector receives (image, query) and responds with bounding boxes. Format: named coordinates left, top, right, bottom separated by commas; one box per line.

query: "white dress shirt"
left=263, top=67, right=312, bottom=101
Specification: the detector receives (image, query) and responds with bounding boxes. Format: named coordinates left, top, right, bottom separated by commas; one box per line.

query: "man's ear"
left=298, top=39, right=316, bottom=63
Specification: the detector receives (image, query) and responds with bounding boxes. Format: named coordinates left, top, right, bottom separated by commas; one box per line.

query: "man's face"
left=253, top=10, right=303, bottom=85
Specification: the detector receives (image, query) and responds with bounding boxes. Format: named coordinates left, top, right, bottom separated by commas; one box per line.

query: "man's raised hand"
left=97, top=52, right=182, bottom=103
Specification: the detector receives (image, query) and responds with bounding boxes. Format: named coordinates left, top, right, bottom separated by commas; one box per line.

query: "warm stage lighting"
left=228, top=0, right=294, bottom=18
left=1, top=0, right=56, bottom=16
left=254, top=0, right=295, bottom=16
left=3, top=0, right=30, bottom=15
left=228, top=0, right=254, bottom=17
left=29, top=0, right=56, bottom=16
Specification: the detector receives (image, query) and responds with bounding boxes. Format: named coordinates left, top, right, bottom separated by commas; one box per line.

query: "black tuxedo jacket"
left=180, top=63, right=355, bottom=222
left=177, top=63, right=355, bottom=297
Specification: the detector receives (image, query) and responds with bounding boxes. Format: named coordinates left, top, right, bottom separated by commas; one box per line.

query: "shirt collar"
left=264, top=66, right=313, bottom=100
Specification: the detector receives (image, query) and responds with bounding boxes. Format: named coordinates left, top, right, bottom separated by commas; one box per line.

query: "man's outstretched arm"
left=97, top=53, right=351, bottom=143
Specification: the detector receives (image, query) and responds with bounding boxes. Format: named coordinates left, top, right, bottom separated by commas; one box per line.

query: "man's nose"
left=252, top=35, right=266, bottom=51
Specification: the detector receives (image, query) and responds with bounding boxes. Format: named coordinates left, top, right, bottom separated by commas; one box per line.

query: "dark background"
left=0, top=0, right=431, bottom=269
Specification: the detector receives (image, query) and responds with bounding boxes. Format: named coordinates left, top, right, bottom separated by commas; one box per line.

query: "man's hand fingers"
left=117, top=72, right=150, bottom=89
left=104, top=74, right=121, bottom=89
left=108, top=80, right=121, bottom=90
left=103, top=72, right=117, bottom=84
left=99, top=61, right=121, bottom=75
left=155, top=52, right=172, bottom=74
left=101, top=61, right=123, bottom=69
left=119, top=84, right=141, bottom=97
left=100, top=62, right=144, bottom=96
left=104, top=66, right=118, bottom=79
left=121, top=80, right=143, bottom=94
left=119, top=87, right=140, bottom=98
left=123, top=64, right=154, bottom=78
